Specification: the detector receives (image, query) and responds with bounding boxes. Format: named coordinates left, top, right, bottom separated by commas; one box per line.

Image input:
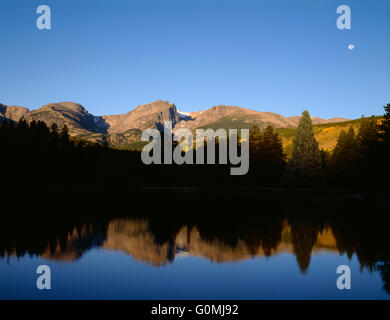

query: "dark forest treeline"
left=248, top=104, right=390, bottom=191
left=0, top=118, right=231, bottom=192
left=328, top=109, right=390, bottom=190
left=0, top=119, right=129, bottom=191
left=0, top=103, right=390, bottom=193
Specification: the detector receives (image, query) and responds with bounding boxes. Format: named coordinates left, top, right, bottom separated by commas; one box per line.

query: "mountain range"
left=0, top=100, right=349, bottom=149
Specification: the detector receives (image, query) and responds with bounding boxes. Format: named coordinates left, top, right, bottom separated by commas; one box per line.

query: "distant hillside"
left=288, top=115, right=349, bottom=126
left=277, top=116, right=383, bottom=157
left=176, top=105, right=298, bottom=131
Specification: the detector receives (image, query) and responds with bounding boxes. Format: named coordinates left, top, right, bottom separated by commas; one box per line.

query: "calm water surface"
left=0, top=192, right=389, bottom=299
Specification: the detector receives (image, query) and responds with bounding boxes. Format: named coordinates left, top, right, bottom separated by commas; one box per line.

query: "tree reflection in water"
left=0, top=191, right=389, bottom=293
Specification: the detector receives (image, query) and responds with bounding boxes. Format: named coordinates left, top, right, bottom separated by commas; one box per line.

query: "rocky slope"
left=102, top=100, right=179, bottom=133
left=176, top=105, right=298, bottom=131
left=0, top=103, right=29, bottom=123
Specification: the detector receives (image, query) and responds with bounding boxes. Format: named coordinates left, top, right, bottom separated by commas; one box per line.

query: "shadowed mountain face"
left=0, top=99, right=349, bottom=147
left=102, top=100, right=180, bottom=133
left=23, top=102, right=107, bottom=136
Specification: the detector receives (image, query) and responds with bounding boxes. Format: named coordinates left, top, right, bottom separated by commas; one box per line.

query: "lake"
left=0, top=190, right=389, bottom=299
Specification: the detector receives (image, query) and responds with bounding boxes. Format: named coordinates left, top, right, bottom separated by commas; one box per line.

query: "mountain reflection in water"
left=0, top=191, right=390, bottom=296
left=33, top=219, right=338, bottom=269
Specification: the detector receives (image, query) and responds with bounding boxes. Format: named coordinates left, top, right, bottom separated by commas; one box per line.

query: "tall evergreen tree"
left=50, top=122, right=59, bottom=136
left=380, top=103, right=390, bottom=143
left=8, top=120, right=15, bottom=129
left=17, top=119, right=29, bottom=130
left=331, top=126, right=356, bottom=178
left=353, top=116, right=381, bottom=189
left=50, top=122, right=60, bottom=147
left=355, top=116, right=380, bottom=158
left=0, top=118, right=7, bottom=143
left=257, top=125, right=286, bottom=171
left=60, top=124, right=70, bottom=143
left=249, top=125, right=286, bottom=184
left=288, top=110, right=323, bottom=178
left=0, top=118, right=7, bottom=130
left=379, top=104, right=390, bottom=188
left=249, top=125, right=262, bottom=160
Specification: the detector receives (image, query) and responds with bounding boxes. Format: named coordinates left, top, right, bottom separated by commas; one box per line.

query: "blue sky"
left=0, top=0, right=389, bottom=118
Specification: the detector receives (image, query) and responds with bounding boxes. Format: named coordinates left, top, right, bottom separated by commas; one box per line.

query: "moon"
left=348, top=44, right=355, bottom=50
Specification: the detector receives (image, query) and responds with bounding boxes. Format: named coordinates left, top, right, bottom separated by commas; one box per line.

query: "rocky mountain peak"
left=23, top=101, right=104, bottom=135
left=41, top=102, right=88, bottom=114
left=0, top=103, right=30, bottom=123
left=102, top=100, right=179, bottom=133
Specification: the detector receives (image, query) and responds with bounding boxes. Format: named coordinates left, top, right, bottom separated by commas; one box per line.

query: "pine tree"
left=17, top=119, right=29, bottom=130
left=249, top=125, right=286, bottom=183
left=50, top=123, right=59, bottom=136
left=0, top=118, right=8, bottom=143
left=379, top=103, right=390, bottom=146
left=355, top=116, right=380, bottom=157
left=288, top=110, right=323, bottom=178
left=60, top=124, right=70, bottom=143
left=353, top=116, right=381, bottom=188
left=8, top=120, right=15, bottom=129
left=379, top=104, right=390, bottom=187
left=50, top=122, right=60, bottom=147
left=0, top=118, right=7, bottom=129
left=331, top=126, right=356, bottom=178
left=258, top=125, right=286, bottom=171
left=249, top=125, right=262, bottom=160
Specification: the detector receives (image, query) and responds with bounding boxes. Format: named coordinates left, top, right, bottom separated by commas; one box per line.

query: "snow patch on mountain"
left=177, top=110, right=192, bottom=120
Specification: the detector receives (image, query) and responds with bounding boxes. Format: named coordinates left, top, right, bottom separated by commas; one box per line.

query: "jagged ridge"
left=0, top=100, right=350, bottom=148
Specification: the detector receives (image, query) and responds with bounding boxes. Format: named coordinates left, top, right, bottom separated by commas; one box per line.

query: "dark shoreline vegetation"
left=0, top=104, right=389, bottom=195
